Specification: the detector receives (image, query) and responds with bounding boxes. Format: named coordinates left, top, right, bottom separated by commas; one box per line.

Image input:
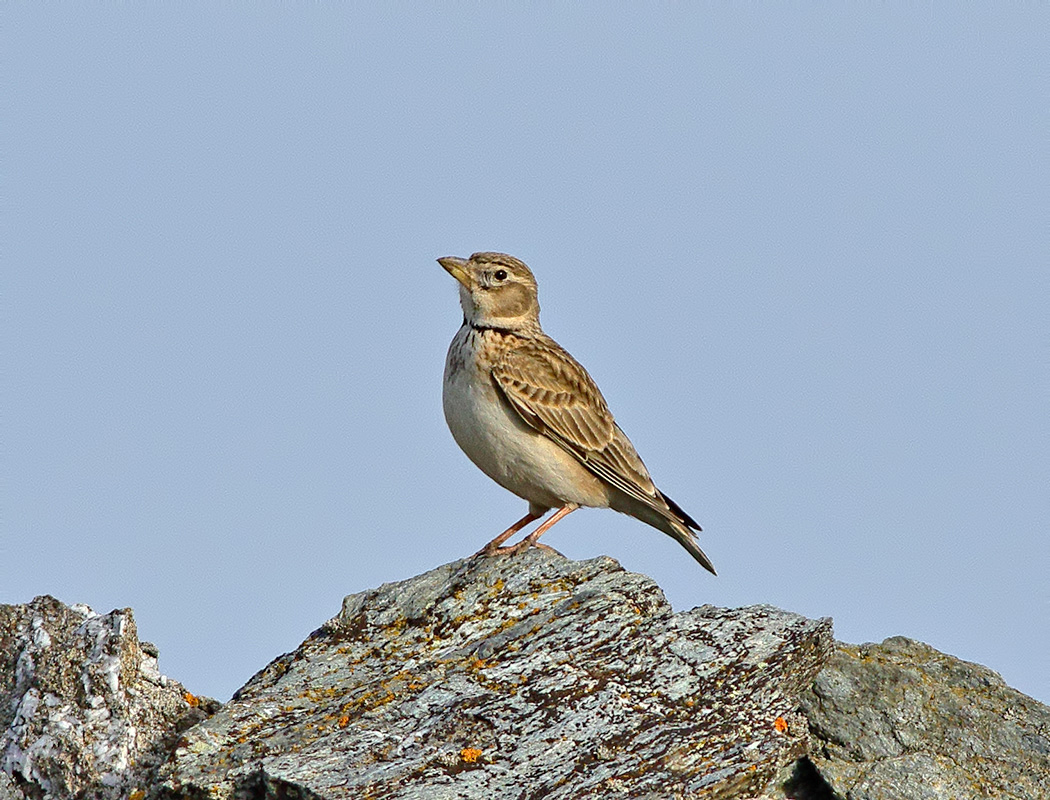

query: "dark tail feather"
left=660, top=492, right=716, bottom=576
left=669, top=523, right=717, bottom=575
left=661, top=492, right=702, bottom=532
left=609, top=490, right=716, bottom=575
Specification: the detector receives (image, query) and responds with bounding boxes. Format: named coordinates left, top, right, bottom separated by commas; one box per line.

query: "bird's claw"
left=474, top=538, right=559, bottom=558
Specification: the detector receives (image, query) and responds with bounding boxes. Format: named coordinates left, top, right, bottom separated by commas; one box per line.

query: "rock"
left=7, top=560, right=1046, bottom=800
left=0, top=770, right=26, bottom=800
left=0, top=596, right=216, bottom=800
left=155, top=550, right=834, bottom=799
left=796, top=636, right=1050, bottom=800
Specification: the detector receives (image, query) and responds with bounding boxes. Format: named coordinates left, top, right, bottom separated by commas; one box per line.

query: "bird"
left=439, top=252, right=716, bottom=575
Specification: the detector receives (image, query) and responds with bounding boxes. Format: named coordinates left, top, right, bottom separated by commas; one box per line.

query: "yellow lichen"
left=467, top=656, right=492, bottom=672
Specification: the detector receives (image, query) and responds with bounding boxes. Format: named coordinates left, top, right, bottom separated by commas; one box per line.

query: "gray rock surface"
left=5, top=559, right=1047, bottom=799
left=0, top=596, right=215, bottom=800
left=155, top=550, right=834, bottom=799
left=798, top=636, right=1050, bottom=800
left=0, top=770, right=25, bottom=800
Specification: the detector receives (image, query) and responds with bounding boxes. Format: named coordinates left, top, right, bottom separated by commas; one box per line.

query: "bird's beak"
left=438, top=256, right=471, bottom=289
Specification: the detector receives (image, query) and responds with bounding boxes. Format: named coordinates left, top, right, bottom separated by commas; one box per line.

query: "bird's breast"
left=442, top=327, right=609, bottom=510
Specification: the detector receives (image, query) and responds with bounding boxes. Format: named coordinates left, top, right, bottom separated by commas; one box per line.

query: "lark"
left=439, top=252, right=715, bottom=574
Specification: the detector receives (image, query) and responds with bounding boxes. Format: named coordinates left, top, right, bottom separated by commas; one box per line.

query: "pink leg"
left=500, top=503, right=579, bottom=555
left=475, top=510, right=542, bottom=556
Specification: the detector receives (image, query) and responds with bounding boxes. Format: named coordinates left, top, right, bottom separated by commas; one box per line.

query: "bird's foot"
left=474, top=538, right=559, bottom=558
left=473, top=504, right=576, bottom=559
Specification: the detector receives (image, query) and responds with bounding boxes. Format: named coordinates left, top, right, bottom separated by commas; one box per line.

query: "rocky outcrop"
left=155, top=550, right=833, bottom=798
left=2, top=552, right=1047, bottom=799
left=0, top=597, right=216, bottom=800
left=795, top=637, right=1050, bottom=800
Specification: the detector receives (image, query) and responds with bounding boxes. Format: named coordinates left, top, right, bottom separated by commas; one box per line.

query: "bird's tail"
left=656, top=491, right=716, bottom=575
left=612, top=491, right=716, bottom=575
left=664, top=518, right=717, bottom=576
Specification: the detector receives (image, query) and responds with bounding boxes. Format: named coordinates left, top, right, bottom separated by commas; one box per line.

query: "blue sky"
left=4, top=5, right=1047, bottom=704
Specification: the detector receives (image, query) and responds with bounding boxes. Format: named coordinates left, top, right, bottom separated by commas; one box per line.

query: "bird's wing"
left=491, top=338, right=664, bottom=510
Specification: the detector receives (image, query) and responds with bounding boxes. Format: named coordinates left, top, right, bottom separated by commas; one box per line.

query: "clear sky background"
left=4, top=5, right=1047, bottom=705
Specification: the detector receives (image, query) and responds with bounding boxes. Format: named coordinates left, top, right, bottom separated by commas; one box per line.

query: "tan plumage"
left=493, top=340, right=654, bottom=504
left=439, top=252, right=715, bottom=574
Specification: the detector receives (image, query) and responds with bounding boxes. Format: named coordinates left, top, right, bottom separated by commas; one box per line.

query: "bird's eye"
left=494, top=269, right=508, bottom=281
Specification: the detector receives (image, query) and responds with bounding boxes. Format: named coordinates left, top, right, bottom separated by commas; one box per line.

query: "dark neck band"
left=467, top=320, right=519, bottom=336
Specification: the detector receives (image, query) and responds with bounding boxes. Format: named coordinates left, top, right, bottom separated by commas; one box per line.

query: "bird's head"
left=438, top=252, right=541, bottom=332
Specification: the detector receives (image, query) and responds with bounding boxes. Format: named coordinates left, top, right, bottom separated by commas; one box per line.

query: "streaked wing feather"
left=583, top=427, right=659, bottom=503
left=492, top=339, right=663, bottom=511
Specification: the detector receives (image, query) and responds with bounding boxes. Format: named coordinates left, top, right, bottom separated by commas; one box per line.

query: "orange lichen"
left=338, top=715, right=350, bottom=728
left=460, top=747, right=483, bottom=763
left=774, top=716, right=788, bottom=733
left=182, top=692, right=199, bottom=707
left=129, top=791, right=145, bottom=800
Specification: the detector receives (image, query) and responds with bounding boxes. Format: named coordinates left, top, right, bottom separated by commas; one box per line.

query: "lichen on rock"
left=6, top=557, right=1047, bottom=800
left=154, top=550, right=834, bottom=799
left=0, top=596, right=216, bottom=800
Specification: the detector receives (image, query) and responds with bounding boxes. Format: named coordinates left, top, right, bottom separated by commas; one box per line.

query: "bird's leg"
left=475, top=510, right=542, bottom=556
left=501, top=503, right=579, bottom=555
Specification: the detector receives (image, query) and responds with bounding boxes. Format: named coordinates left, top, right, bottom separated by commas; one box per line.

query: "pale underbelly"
left=442, top=365, right=609, bottom=511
